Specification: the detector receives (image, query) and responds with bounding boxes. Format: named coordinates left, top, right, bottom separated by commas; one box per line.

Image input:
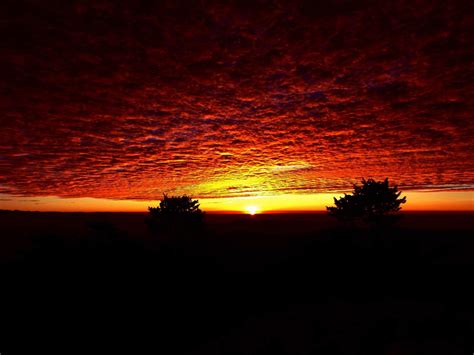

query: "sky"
left=0, top=0, right=473, bottom=212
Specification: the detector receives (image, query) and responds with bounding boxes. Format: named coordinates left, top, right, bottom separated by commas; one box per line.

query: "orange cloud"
left=0, top=1, right=472, bottom=208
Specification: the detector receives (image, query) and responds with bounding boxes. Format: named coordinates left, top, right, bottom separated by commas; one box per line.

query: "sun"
left=245, top=205, right=259, bottom=215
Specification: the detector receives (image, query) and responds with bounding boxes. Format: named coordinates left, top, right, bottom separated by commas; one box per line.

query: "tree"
left=147, top=194, right=204, bottom=234
left=326, top=178, right=406, bottom=226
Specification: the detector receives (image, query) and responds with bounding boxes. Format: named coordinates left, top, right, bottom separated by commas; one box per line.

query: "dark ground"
left=0, top=211, right=473, bottom=354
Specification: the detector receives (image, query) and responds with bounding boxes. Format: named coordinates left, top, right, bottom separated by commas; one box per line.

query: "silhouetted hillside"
left=0, top=212, right=473, bottom=355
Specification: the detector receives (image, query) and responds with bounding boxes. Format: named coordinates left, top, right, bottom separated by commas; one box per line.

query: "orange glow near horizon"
left=0, top=191, right=472, bottom=213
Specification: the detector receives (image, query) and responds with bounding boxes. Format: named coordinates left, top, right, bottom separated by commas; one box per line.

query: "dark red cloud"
left=0, top=0, right=473, bottom=199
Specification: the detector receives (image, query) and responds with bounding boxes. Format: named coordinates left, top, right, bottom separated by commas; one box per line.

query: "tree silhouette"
left=327, top=178, right=406, bottom=226
left=147, top=194, right=204, bottom=234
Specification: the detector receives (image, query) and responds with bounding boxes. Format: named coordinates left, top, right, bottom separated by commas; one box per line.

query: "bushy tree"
left=147, top=194, right=204, bottom=234
left=327, top=178, right=406, bottom=226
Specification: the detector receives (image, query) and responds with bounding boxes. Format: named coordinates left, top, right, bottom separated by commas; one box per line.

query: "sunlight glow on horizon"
left=0, top=191, right=472, bottom=213
left=245, top=205, right=260, bottom=215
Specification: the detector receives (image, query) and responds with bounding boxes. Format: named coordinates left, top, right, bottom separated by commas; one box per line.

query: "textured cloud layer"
left=1, top=0, right=473, bottom=199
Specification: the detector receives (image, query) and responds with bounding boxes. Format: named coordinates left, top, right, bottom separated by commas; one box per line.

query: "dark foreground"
left=1, top=212, right=473, bottom=354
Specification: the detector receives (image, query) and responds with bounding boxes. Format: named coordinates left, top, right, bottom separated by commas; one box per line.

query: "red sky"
left=0, top=0, right=473, bottom=211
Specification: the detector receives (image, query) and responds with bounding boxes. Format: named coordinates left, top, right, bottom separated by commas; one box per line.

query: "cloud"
left=0, top=0, right=473, bottom=199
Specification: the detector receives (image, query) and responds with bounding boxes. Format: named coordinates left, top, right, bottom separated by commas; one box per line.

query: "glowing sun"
left=245, top=205, right=259, bottom=215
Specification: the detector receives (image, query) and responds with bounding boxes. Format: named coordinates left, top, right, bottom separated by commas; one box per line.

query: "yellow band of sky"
left=0, top=191, right=472, bottom=213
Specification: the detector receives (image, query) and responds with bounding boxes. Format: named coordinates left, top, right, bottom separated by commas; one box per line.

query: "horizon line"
left=2, top=209, right=473, bottom=214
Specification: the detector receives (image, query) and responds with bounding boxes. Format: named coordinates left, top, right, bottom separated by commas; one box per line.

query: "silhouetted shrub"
left=327, top=178, right=406, bottom=227
left=146, top=194, right=204, bottom=235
